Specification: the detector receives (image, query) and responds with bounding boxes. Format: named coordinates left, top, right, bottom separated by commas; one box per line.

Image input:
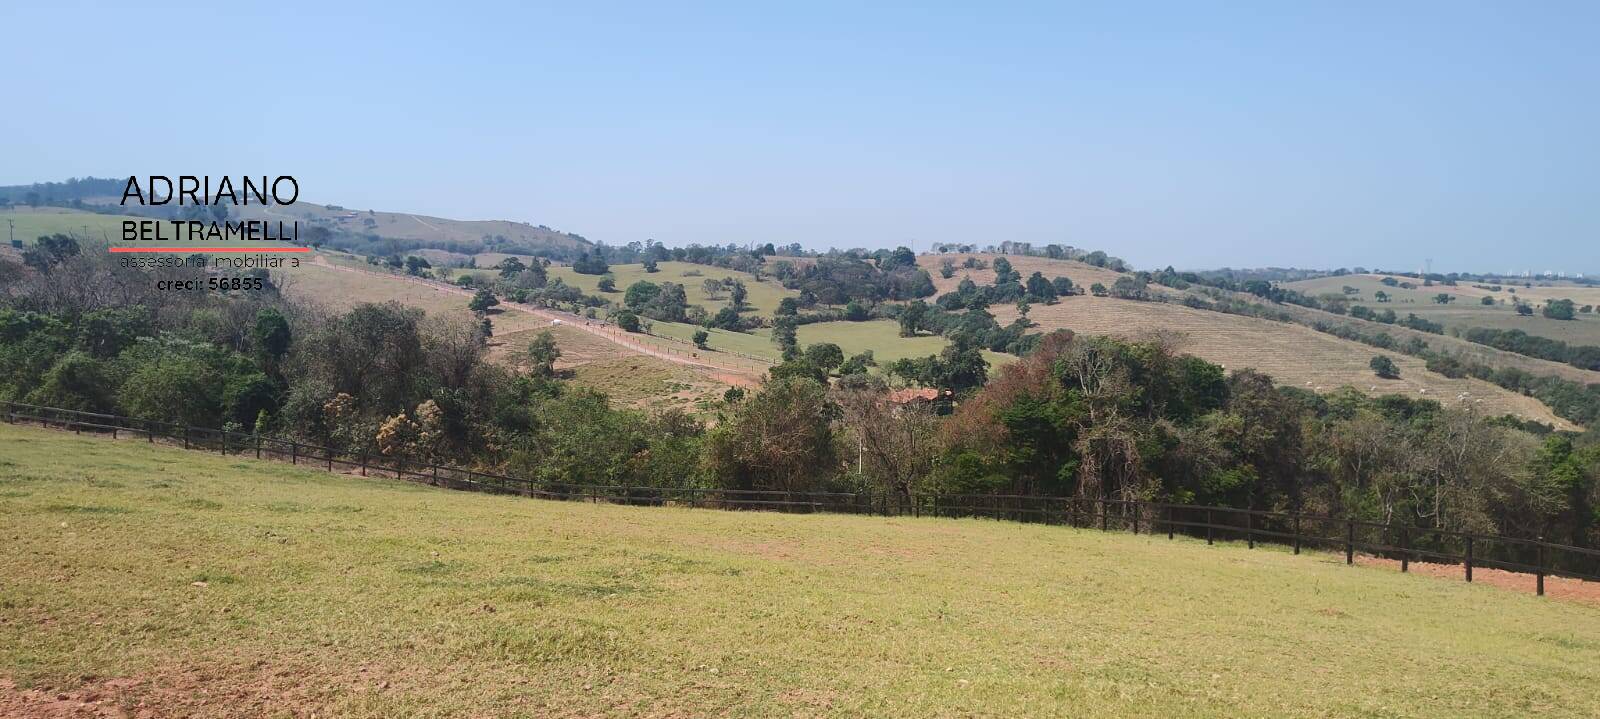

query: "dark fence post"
left=220, top=431, right=228, bottom=456
left=327, top=450, right=333, bottom=472
left=1166, top=505, right=1174, bottom=540
left=1346, top=520, right=1355, bottom=565
left=291, top=442, right=298, bottom=464
left=255, top=436, right=262, bottom=460
left=1292, top=513, right=1301, bottom=555
left=1131, top=503, right=1139, bottom=535
left=1206, top=509, right=1214, bottom=545
left=432, top=464, right=439, bottom=486
left=1536, top=539, right=1546, bottom=597
left=1465, top=536, right=1474, bottom=583
left=183, top=427, right=189, bottom=450
left=1400, top=527, right=1409, bottom=573
left=1246, top=512, right=1254, bottom=549
left=1100, top=499, right=1108, bottom=532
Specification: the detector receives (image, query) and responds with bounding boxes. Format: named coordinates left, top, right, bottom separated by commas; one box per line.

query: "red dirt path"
left=1353, top=555, right=1600, bottom=606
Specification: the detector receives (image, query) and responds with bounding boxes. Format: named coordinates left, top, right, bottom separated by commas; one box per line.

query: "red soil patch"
left=1353, top=555, right=1600, bottom=606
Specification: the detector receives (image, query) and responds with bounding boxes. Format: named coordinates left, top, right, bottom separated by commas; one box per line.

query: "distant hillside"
left=0, top=177, right=593, bottom=260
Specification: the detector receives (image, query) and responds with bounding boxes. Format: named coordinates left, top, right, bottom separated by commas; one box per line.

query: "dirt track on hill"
left=310, top=256, right=763, bottom=386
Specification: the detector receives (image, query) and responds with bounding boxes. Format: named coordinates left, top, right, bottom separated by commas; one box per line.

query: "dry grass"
left=917, top=253, right=1136, bottom=297
left=3, top=423, right=1598, bottom=718
left=1287, top=274, right=1600, bottom=345
left=994, top=296, right=1574, bottom=428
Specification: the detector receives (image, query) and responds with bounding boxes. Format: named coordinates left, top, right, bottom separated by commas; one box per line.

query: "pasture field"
left=1285, top=274, right=1600, bottom=345
left=536, top=261, right=797, bottom=317
left=990, top=295, right=1574, bottom=428
left=917, top=252, right=1136, bottom=297
left=1, top=207, right=142, bottom=244
left=2, top=422, right=1597, bottom=717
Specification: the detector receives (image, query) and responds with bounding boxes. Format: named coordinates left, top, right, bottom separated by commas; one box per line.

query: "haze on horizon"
left=4, top=1, right=1595, bottom=274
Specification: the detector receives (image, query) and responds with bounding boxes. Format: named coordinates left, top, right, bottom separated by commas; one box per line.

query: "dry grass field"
left=991, top=296, right=1574, bottom=428
left=1286, top=274, right=1600, bottom=345
left=918, top=253, right=1141, bottom=297
left=3, top=423, right=1598, bottom=718
left=280, top=256, right=741, bottom=411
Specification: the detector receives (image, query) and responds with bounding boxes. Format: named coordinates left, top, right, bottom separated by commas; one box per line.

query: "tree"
left=405, top=255, right=433, bottom=276
left=844, top=300, right=869, bottom=321
left=1434, top=293, right=1454, bottom=304
left=1543, top=299, right=1576, bottom=320
left=1480, top=296, right=1496, bottom=306
left=572, top=252, right=609, bottom=275
left=597, top=276, right=617, bottom=292
left=898, top=300, right=930, bottom=337
left=251, top=308, right=292, bottom=370
left=837, top=350, right=877, bottom=375
left=702, top=278, right=724, bottom=299
left=771, top=317, right=798, bottom=352
left=496, top=257, right=524, bottom=277
left=615, top=311, right=642, bottom=333
left=703, top=377, right=838, bottom=492
left=1374, top=290, right=1390, bottom=303
left=985, top=254, right=1011, bottom=283
left=1370, top=354, right=1400, bottom=379
left=776, top=297, right=799, bottom=316
left=22, top=234, right=80, bottom=273
left=804, top=343, right=844, bottom=373
left=643, top=258, right=660, bottom=273
left=526, top=330, right=561, bottom=377
left=1089, top=282, right=1108, bottom=297
left=729, top=281, right=749, bottom=309
left=468, top=289, right=500, bottom=313
left=939, top=258, right=956, bottom=279
left=833, top=376, right=940, bottom=497
left=624, top=281, right=662, bottom=308
left=1516, top=302, right=1534, bottom=316
left=1051, top=276, right=1074, bottom=296
left=693, top=329, right=710, bottom=349
left=1025, top=272, right=1057, bottom=301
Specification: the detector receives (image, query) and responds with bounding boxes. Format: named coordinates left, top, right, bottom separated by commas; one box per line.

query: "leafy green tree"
left=837, top=350, right=876, bottom=375
left=1544, top=299, right=1576, bottom=320
left=526, top=330, right=561, bottom=377
left=771, top=317, right=798, bottom=352
left=693, top=329, right=710, bottom=349
left=468, top=289, right=499, bottom=312
left=624, top=281, right=661, bottom=308
left=496, top=257, right=524, bottom=277
left=803, top=343, right=844, bottom=373
left=251, top=308, right=292, bottom=368
left=1516, top=302, right=1534, bottom=316
left=992, top=257, right=1013, bottom=284
left=643, top=258, right=660, bottom=273
left=405, top=255, right=433, bottom=276
left=1480, top=296, right=1496, bottom=306
left=25, top=351, right=113, bottom=412
left=776, top=297, right=799, bottom=316
left=615, top=311, right=642, bottom=333
left=1369, top=354, right=1400, bottom=379
left=898, top=300, right=930, bottom=337
left=844, top=300, right=869, bottom=321
left=1025, top=272, right=1057, bottom=301
left=1051, top=276, right=1074, bottom=296
left=1090, top=282, right=1108, bottom=297
left=597, top=276, right=617, bottom=292
left=729, top=281, right=748, bottom=309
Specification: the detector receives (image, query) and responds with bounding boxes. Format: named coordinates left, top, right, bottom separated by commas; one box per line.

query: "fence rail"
left=4, top=400, right=1597, bottom=595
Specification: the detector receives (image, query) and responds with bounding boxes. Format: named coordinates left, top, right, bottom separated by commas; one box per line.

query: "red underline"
left=109, top=247, right=311, bottom=253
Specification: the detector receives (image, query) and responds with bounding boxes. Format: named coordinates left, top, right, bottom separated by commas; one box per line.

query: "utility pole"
left=6, top=219, right=13, bottom=245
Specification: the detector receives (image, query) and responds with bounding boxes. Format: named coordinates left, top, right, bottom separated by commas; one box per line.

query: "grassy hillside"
left=2, top=422, right=1596, bottom=717
left=990, top=294, right=1573, bottom=428
left=1286, top=273, right=1600, bottom=345
left=224, top=201, right=591, bottom=255
left=0, top=207, right=151, bottom=244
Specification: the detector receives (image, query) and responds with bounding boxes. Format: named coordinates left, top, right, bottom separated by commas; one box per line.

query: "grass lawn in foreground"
left=1, top=422, right=1596, bottom=717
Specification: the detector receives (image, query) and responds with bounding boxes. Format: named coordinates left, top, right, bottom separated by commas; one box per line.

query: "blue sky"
left=4, top=1, right=1595, bottom=272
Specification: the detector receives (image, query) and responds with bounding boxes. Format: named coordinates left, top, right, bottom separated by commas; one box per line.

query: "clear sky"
left=4, top=1, right=1595, bottom=272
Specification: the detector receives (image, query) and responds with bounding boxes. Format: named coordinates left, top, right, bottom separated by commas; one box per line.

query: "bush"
left=615, top=311, right=642, bottom=333
left=1369, top=355, right=1400, bottom=379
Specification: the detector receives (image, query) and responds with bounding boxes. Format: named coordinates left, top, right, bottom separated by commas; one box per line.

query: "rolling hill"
left=3, top=422, right=1596, bottom=718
